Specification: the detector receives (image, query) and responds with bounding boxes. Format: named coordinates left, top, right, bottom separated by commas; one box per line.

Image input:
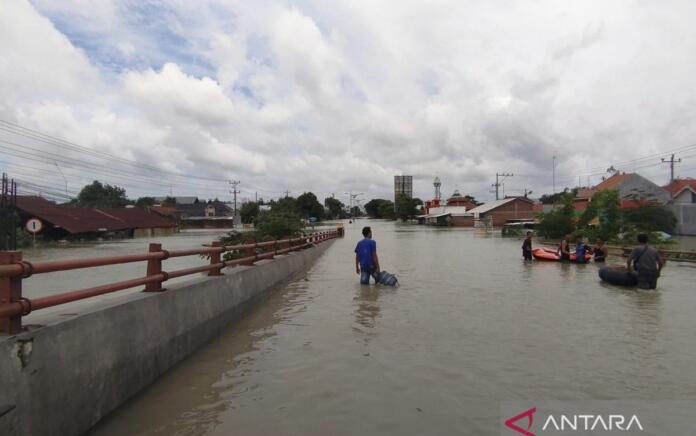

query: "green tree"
left=324, top=197, right=347, bottom=219
left=365, top=198, right=395, bottom=218
left=350, top=206, right=363, bottom=218
left=240, top=201, right=260, bottom=224
left=377, top=200, right=396, bottom=220
left=539, top=187, right=578, bottom=205
left=135, top=197, right=155, bottom=208
left=578, top=189, right=621, bottom=241
left=296, top=192, right=324, bottom=220
left=71, top=181, right=130, bottom=208
left=536, top=192, right=575, bottom=239
left=622, top=201, right=677, bottom=233
left=255, top=208, right=303, bottom=239
left=394, top=194, right=423, bottom=221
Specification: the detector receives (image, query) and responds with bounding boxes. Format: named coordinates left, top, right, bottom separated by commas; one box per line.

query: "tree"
left=255, top=208, right=303, bottom=239
left=539, top=187, right=578, bottom=205
left=394, top=194, right=423, bottom=221
left=536, top=192, right=575, bottom=239
left=71, top=181, right=130, bottom=208
left=622, top=201, right=677, bottom=233
left=365, top=199, right=395, bottom=218
left=240, top=201, right=260, bottom=224
left=350, top=206, right=363, bottom=218
left=377, top=201, right=396, bottom=220
left=296, top=192, right=324, bottom=220
left=135, top=197, right=155, bottom=208
left=578, top=189, right=621, bottom=241
left=324, top=197, right=347, bottom=220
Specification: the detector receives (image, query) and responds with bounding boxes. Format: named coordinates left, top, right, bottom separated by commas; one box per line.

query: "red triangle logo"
left=505, top=407, right=536, bottom=436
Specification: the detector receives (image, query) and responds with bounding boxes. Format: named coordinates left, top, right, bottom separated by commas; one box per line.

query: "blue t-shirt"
left=355, top=239, right=376, bottom=269
left=575, top=243, right=588, bottom=264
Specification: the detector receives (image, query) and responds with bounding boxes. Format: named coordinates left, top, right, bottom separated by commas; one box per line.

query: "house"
left=15, top=196, right=178, bottom=239
left=664, top=179, right=696, bottom=235
left=455, top=197, right=535, bottom=227
left=574, top=172, right=670, bottom=211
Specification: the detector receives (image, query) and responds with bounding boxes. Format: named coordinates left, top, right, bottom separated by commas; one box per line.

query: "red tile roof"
left=594, top=172, right=632, bottom=191
left=663, top=178, right=696, bottom=196
left=16, top=196, right=176, bottom=234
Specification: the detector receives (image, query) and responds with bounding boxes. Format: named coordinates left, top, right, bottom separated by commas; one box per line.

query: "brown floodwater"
left=76, top=220, right=696, bottom=435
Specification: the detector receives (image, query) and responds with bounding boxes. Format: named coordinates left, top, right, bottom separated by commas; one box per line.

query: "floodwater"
left=79, top=220, right=695, bottom=435
left=21, top=229, right=232, bottom=320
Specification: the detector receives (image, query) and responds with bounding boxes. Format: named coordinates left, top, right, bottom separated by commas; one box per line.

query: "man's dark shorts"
left=360, top=265, right=378, bottom=284
left=635, top=270, right=659, bottom=289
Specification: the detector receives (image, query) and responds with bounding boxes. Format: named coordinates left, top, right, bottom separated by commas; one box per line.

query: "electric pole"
left=492, top=173, right=513, bottom=200
left=283, top=190, right=291, bottom=198
left=661, top=153, right=681, bottom=183
left=552, top=155, right=556, bottom=194
left=229, top=180, right=240, bottom=214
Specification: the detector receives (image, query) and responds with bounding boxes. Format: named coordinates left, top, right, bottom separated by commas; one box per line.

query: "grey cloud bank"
left=1, top=0, right=695, bottom=202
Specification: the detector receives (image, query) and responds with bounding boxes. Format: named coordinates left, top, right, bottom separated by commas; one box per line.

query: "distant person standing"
left=627, top=234, right=664, bottom=289
left=574, top=236, right=591, bottom=264
left=593, top=238, right=606, bottom=262
left=522, top=231, right=533, bottom=260
left=355, top=226, right=380, bottom=284
left=557, top=234, right=571, bottom=262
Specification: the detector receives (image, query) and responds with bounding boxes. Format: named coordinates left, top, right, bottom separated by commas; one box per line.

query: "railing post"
left=208, top=241, right=223, bottom=276
left=145, top=243, right=165, bottom=292
left=0, top=251, right=23, bottom=334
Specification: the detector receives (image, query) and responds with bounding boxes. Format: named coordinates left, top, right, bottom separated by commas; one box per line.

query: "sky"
left=1, top=0, right=695, bottom=205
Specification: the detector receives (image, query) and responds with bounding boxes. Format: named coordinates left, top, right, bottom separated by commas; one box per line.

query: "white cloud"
left=0, top=0, right=694, bottom=203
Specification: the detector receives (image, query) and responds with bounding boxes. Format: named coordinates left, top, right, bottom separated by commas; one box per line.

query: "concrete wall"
left=670, top=203, right=696, bottom=235
left=0, top=241, right=334, bottom=436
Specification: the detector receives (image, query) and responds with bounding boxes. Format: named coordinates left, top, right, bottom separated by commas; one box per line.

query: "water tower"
left=433, top=177, right=441, bottom=200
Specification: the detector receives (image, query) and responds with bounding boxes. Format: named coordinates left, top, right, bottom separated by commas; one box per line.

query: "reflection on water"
left=89, top=221, right=696, bottom=436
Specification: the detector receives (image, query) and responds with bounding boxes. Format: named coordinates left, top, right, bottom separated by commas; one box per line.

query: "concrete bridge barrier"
left=0, top=240, right=334, bottom=436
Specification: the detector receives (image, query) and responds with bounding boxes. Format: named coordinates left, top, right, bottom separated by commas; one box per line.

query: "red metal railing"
left=0, top=228, right=342, bottom=334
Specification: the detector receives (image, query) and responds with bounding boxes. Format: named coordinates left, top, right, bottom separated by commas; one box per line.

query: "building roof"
left=16, top=196, right=176, bottom=233
left=467, top=197, right=533, bottom=214
left=664, top=178, right=696, bottom=197
left=594, top=172, right=632, bottom=191
left=150, top=206, right=179, bottom=217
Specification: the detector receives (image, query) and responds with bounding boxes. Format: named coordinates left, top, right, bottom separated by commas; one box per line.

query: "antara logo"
left=504, top=407, right=644, bottom=434
left=505, top=407, right=537, bottom=436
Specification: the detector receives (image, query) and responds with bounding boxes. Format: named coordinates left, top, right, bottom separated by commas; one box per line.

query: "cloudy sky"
left=1, top=0, right=695, bottom=205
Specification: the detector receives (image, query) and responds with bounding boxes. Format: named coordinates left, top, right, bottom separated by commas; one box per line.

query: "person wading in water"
left=557, top=234, right=571, bottom=262
left=355, top=226, right=380, bottom=284
left=522, top=231, right=533, bottom=260
left=593, top=238, right=606, bottom=262
left=627, top=233, right=664, bottom=289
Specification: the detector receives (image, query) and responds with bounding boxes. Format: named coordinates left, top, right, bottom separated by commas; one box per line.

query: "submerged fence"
left=0, top=228, right=342, bottom=334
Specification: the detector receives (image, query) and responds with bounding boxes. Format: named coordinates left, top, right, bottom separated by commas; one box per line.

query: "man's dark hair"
left=526, top=231, right=532, bottom=236
left=362, top=226, right=371, bottom=237
left=637, top=233, right=648, bottom=244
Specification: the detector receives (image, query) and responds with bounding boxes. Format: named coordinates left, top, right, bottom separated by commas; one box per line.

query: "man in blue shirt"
left=355, top=226, right=380, bottom=284
left=574, top=235, right=591, bottom=264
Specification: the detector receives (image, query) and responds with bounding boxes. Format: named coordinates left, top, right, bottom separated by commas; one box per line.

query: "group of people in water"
left=522, top=231, right=606, bottom=264
left=522, top=231, right=664, bottom=289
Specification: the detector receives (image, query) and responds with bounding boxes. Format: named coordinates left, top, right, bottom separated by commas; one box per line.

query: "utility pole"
left=255, top=191, right=258, bottom=203
left=492, top=173, right=513, bottom=200
left=53, top=162, right=68, bottom=196
left=229, top=180, right=240, bottom=214
left=552, top=155, right=556, bottom=194
left=283, top=190, right=291, bottom=198
left=661, top=153, right=681, bottom=183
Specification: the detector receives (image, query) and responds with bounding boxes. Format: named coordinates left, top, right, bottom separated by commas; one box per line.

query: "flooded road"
left=83, top=220, right=696, bottom=435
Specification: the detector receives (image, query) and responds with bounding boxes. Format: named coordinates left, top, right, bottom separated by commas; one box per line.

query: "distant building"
left=15, top=196, right=178, bottom=239
left=456, top=197, right=535, bottom=227
left=574, top=172, right=670, bottom=211
left=394, top=175, right=413, bottom=200
left=446, top=190, right=477, bottom=209
left=664, top=178, right=696, bottom=235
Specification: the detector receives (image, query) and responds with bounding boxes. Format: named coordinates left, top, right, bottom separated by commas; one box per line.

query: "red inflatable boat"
left=532, top=247, right=592, bottom=263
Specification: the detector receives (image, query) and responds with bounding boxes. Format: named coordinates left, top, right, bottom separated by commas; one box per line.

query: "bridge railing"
left=0, top=228, right=342, bottom=334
